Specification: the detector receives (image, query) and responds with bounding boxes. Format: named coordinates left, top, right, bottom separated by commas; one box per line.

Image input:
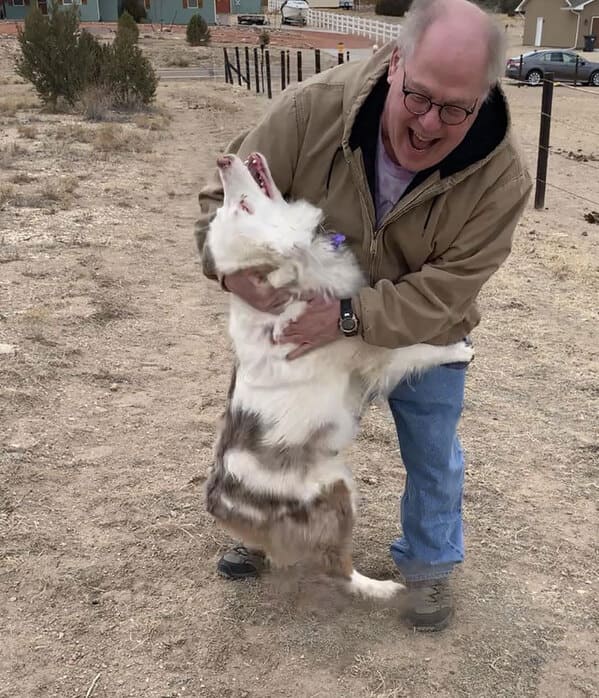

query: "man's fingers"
left=286, top=343, right=312, bottom=361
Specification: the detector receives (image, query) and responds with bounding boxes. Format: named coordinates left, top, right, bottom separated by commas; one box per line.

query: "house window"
left=13, top=0, right=25, bottom=6
left=188, top=0, right=198, bottom=7
left=63, top=0, right=74, bottom=4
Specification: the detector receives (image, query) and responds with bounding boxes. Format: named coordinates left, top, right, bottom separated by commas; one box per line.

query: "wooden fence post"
left=280, top=50, right=286, bottom=91
left=265, top=49, right=272, bottom=99
left=223, top=48, right=231, bottom=84
left=235, top=47, right=242, bottom=87
left=519, top=54, right=523, bottom=81
left=253, top=47, right=260, bottom=94
left=297, top=51, right=302, bottom=82
left=244, top=46, right=251, bottom=91
left=534, top=72, right=554, bottom=210
left=315, top=48, right=321, bottom=74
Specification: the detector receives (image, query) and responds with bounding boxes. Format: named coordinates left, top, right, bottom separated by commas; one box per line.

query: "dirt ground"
left=1, top=24, right=598, bottom=698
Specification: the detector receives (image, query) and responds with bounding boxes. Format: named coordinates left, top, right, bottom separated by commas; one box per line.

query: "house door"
left=216, top=0, right=230, bottom=13
left=535, top=17, right=544, bottom=47
left=37, top=0, right=48, bottom=14
left=592, top=17, right=599, bottom=38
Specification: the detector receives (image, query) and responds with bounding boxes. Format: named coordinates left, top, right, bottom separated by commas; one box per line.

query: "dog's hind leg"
left=346, top=570, right=404, bottom=600
left=315, top=482, right=405, bottom=601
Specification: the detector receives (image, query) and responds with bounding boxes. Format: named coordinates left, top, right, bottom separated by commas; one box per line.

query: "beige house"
left=516, top=0, right=599, bottom=49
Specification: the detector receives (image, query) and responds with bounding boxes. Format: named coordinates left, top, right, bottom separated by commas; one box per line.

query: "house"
left=143, top=0, right=215, bottom=25
left=2, top=0, right=100, bottom=21
left=516, top=0, right=599, bottom=50
left=216, top=0, right=261, bottom=14
left=3, top=0, right=216, bottom=24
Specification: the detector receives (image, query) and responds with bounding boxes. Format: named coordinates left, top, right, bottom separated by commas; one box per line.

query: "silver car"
left=505, top=49, right=599, bottom=86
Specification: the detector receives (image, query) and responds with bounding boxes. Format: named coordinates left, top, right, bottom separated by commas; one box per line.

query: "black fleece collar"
left=348, top=74, right=509, bottom=200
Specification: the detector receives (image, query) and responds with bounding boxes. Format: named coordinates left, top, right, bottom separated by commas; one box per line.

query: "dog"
left=202, top=152, right=473, bottom=600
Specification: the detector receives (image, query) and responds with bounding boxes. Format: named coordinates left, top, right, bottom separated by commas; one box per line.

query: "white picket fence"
left=306, top=10, right=401, bottom=43
left=267, top=2, right=401, bottom=44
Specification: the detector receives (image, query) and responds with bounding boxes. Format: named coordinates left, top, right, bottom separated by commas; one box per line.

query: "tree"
left=186, top=14, right=211, bottom=46
left=16, top=6, right=103, bottom=107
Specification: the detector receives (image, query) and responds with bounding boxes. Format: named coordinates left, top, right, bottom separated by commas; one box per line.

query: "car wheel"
left=589, top=71, right=599, bottom=87
left=526, top=69, right=543, bottom=86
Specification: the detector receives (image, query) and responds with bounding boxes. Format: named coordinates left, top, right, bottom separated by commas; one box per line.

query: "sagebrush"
left=186, top=14, right=211, bottom=46
left=16, top=6, right=157, bottom=111
left=117, top=11, right=139, bottom=45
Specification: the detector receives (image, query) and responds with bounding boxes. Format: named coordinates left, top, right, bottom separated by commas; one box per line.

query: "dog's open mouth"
left=245, top=153, right=275, bottom=200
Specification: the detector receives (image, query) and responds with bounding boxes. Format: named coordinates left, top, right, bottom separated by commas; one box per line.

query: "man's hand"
left=277, top=296, right=341, bottom=360
left=223, top=269, right=291, bottom=314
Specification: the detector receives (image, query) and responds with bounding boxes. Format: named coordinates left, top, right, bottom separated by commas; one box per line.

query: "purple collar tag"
left=329, top=233, right=346, bottom=250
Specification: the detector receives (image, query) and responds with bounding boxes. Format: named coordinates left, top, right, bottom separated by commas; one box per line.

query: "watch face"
left=341, top=317, right=357, bottom=332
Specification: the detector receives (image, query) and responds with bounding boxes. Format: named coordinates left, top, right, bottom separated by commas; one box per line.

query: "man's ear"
left=388, top=48, right=401, bottom=84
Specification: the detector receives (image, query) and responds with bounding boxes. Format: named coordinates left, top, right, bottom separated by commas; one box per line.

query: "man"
left=195, top=0, right=532, bottom=631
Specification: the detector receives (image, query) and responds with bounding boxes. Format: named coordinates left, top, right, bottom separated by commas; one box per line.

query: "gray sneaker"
left=217, top=544, right=266, bottom=579
left=405, top=578, right=453, bottom=631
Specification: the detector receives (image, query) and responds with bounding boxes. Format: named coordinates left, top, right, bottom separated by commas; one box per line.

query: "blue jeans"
left=388, top=362, right=468, bottom=582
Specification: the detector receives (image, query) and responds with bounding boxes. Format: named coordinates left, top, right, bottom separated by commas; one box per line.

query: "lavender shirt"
left=375, top=128, right=416, bottom=228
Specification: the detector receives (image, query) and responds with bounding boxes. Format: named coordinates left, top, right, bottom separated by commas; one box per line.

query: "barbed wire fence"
left=522, top=72, right=599, bottom=212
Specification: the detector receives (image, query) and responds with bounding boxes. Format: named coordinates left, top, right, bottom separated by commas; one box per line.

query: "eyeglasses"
left=402, top=73, right=477, bottom=126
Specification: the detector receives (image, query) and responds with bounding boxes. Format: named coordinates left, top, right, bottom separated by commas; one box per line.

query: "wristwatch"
left=339, top=298, right=359, bottom=337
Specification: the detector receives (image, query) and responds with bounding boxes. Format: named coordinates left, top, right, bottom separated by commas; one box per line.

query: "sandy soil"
left=1, top=28, right=598, bottom=698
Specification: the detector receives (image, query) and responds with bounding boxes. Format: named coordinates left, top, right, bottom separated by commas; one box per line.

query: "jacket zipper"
left=346, top=149, right=450, bottom=284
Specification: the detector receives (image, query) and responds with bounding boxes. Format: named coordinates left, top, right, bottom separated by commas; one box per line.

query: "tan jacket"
left=195, top=43, right=532, bottom=348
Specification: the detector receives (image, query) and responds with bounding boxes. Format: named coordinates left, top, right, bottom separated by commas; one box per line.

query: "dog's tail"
left=346, top=570, right=405, bottom=600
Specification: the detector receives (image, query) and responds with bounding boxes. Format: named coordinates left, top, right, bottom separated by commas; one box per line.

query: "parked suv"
left=505, top=50, right=599, bottom=86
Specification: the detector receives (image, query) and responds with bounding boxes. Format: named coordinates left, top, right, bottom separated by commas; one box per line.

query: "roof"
left=568, top=1, right=599, bottom=8
left=516, top=0, right=598, bottom=11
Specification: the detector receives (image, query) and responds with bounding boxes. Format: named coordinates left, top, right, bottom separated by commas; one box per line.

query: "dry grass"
left=10, top=172, right=36, bottom=185
left=0, top=94, right=40, bottom=115
left=133, top=109, right=172, bottom=131
left=166, top=55, right=190, bottom=67
left=80, top=85, right=115, bottom=122
left=0, top=183, right=15, bottom=206
left=2, top=176, right=80, bottom=211
left=16, top=123, right=37, bottom=139
left=93, top=123, right=149, bottom=155
left=0, top=142, right=28, bottom=168
left=51, top=122, right=96, bottom=143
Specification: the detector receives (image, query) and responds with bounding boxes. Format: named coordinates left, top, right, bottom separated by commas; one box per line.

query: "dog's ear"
left=267, top=262, right=298, bottom=289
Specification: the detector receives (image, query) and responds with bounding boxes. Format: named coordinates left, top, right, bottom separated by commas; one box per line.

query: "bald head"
left=398, top=0, right=505, bottom=91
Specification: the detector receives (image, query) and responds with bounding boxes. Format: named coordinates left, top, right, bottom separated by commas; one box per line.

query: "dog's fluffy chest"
left=229, top=299, right=364, bottom=454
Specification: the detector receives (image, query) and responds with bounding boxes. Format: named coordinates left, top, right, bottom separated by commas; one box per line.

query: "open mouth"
left=408, top=128, right=440, bottom=152
left=244, top=153, right=275, bottom=199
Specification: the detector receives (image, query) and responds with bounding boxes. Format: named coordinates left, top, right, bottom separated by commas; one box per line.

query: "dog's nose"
left=216, top=155, right=233, bottom=169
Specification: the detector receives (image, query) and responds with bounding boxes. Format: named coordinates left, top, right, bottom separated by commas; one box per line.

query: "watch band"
left=339, top=298, right=359, bottom=336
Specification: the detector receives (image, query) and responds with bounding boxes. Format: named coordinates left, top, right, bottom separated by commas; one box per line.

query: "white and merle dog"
left=202, top=153, right=473, bottom=600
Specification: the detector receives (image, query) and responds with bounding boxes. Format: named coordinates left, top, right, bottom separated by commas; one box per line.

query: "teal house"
left=2, top=0, right=216, bottom=23
left=4, top=0, right=101, bottom=21
left=143, top=0, right=215, bottom=25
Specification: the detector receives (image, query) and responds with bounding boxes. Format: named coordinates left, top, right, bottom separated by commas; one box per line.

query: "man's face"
left=382, top=43, right=488, bottom=172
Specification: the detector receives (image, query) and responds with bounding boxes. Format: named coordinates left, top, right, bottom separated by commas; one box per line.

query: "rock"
left=0, top=343, right=17, bottom=355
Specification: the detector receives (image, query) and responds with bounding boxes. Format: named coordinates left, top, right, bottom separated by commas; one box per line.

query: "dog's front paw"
left=446, top=340, right=474, bottom=365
